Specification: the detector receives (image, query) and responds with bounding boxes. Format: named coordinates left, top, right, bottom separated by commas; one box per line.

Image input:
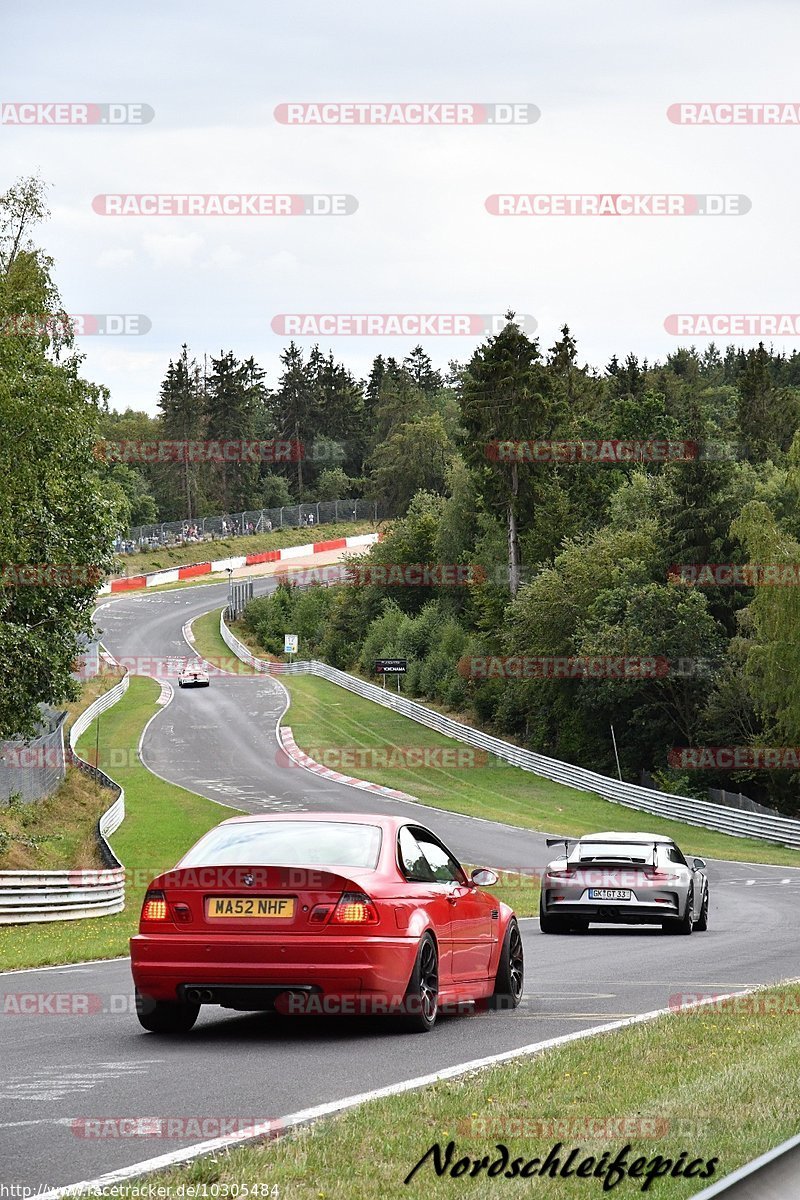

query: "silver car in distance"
left=539, top=832, right=709, bottom=935
left=178, top=662, right=210, bottom=688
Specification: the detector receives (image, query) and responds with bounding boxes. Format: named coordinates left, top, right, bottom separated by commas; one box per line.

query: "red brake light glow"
left=142, top=889, right=168, bottom=921
left=331, top=892, right=379, bottom=925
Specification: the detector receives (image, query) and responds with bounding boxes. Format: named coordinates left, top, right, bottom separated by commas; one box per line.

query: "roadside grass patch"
left=466, top=867, right=540, bottom=917
left=121, top=980, right=800, bottom=1200
left=190, top=609, right=260, bottom=674
left=281, top=675, right=800, bottom=868
left=0, top=676, right=233, bottom=970
left=0, top=769, right=109, bottom=872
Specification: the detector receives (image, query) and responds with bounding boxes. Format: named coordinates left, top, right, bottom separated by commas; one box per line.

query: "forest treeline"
left=4, top=173, right=800, bottom=817
left=236, top=320, right=800, bottom=816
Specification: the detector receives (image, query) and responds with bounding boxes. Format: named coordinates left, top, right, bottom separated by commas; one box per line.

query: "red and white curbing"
left=279, top=727, right=418, bottom=802
left=99, top=533, right=378, bottom=595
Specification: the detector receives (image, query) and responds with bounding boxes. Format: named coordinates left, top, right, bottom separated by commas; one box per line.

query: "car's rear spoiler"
left=546, top=837, right=578, bottom=856
left=572, top=841, right=663, bottom=869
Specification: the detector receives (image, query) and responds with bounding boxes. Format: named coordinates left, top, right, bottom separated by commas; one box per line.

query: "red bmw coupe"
left=131, top=812, right=524, bottom=1033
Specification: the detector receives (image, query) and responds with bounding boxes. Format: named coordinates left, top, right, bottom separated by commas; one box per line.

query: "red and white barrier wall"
left=99, top=533, right=378, bottom=595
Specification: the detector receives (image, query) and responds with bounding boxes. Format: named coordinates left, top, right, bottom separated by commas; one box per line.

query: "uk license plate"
left=588, top=888, right=631, bottom=901
left=206, top=896, right=295, bottom=919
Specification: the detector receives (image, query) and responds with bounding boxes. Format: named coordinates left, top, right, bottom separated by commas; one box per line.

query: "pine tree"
left=157, top=345, right=206, bottom=519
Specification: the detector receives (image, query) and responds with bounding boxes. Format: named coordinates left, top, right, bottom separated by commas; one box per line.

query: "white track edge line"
left=41, top=976, right=800, bottom=1197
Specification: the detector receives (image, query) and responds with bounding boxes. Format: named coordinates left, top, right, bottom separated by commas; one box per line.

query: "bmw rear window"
left=178, top=821, right=382, bottom=869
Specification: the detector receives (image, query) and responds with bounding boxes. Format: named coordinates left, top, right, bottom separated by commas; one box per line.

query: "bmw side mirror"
left=470, top=867, right=498, bottom=887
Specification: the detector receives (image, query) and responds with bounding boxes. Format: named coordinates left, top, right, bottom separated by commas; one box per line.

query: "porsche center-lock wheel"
left=490, top=918, right=524, bottom=1009
left=400, top=933, right=439, bottom=1032
left=135, top=989, right=199, bottom=1034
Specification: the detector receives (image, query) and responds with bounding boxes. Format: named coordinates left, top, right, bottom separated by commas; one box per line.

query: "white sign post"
left=284, top=633, right=298, bottom=661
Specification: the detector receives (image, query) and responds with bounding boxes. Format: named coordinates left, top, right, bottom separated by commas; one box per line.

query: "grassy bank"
left=0, top=676, right=232, bottom=970
left=118, top=980, right=800, bottom=1199
left=0, top=769, right=109, bottom=872
left=282, top=675, right=800, bottom=867
left=116, top=521, right=376, bottom=577
left=187, top=604, right=800, bottom=867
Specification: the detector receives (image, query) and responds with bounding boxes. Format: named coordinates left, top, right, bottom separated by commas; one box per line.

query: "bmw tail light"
left=331, top=892, right=379, bottom=925
left=141, top=889, right=168, bottom=921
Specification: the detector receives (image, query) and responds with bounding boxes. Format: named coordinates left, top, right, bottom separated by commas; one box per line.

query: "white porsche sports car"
left=178, top=663, right=210, bottom=688
left=539, top=831, right=709, bottom=935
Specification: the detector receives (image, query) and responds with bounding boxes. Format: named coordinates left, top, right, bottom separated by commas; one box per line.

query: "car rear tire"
left=664, top=886, right=694, bottom=935
left=694, top=887, right=709, bottom=931
left=539, top=894, right=570, bottom=934
left=135, top=989, right=199, bottom=1034
left=399, top=933, right=439, bottom=1032
left=489, top=918, right=524, bottom=1009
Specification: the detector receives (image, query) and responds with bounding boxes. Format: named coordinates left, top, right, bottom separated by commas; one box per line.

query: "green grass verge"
left=115, top=980, right=800, bottom=1199
left=116, top=521, right=376, bottom=577
left=190, top=608, right=259, bottom=673
left=188, top=605, right=800, bottom=867
left=282, top=676, right=800, bottom=867
left=0, top=676, right=233, bottom=971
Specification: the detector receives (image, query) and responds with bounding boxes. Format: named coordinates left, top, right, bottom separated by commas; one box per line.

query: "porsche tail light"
left=142, top=889, right=168, bottom=921
left=546, top=870, right=574, bottom=881
left=645, top=870, right=681, bottom=883
left=331, top=892, right=379, bottom=925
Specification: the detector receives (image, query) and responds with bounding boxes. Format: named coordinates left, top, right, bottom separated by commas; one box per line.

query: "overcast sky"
left=5, top=0, right=800, bottom=413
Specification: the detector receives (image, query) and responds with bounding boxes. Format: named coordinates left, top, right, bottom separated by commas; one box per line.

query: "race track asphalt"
left=2, top=578, right=799, bottom=1189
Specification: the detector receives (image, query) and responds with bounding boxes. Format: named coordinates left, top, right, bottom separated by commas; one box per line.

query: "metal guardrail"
left=0, top=673, right=129, bottom=925
left=0, top=710, right=67, bottom=805
left=125, top=498, right=386, bottom=549
left=690, top=1130, right=800, bottom=1197
left=219, top=612, right=800, bottom=849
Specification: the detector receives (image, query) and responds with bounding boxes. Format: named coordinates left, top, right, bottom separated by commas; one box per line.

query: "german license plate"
left=588, top=888, right=631, bottom=901
left=206, top=896, right=295, bottom=919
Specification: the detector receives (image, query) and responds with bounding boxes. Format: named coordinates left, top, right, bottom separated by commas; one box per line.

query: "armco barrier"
left=219, top=612, right=800, bottom=849
left=0, top=672, right=129, bottom=925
